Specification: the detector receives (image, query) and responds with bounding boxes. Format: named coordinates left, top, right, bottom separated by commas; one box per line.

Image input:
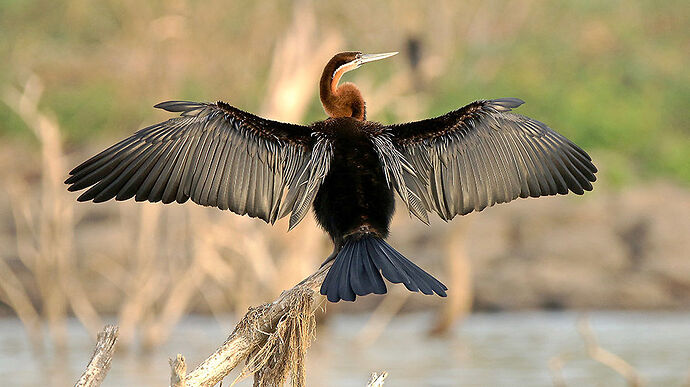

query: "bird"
left=65, top=51, right=597, bottom=302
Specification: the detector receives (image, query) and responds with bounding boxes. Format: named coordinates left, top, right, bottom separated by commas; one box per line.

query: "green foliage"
left=1, top=0, right=687, bottom=183
left=429, top=0, right=689, bottom=184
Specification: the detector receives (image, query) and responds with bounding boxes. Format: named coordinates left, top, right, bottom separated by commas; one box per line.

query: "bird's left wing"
left=386, top=98, right=597, bottom=221
left=66, top=101, right=332, bottom=229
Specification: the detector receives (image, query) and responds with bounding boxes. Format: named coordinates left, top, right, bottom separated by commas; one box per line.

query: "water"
left=1, top=311, right=688, bottom=386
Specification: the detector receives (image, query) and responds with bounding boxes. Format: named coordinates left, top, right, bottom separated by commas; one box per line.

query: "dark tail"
left=320, top=235, right=448, bottom=302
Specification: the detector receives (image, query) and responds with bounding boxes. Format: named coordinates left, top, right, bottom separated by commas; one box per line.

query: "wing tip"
left=489, top=98, right=525, bottom=112
left=154, top=101, right=204, bottom=113
left=66, top=183, right=81, bottom=192
left=76, top=192, right=93, bottom=202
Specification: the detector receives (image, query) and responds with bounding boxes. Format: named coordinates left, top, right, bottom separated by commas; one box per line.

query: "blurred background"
left=0, top=0, right=688, bottom=386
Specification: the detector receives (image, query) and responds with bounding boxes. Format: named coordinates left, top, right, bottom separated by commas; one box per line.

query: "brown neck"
left=320, top=61, right=366, bottom=121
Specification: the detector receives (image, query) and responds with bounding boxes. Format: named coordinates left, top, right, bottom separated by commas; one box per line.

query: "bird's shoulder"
left=310, top=117, right=386, bottom=139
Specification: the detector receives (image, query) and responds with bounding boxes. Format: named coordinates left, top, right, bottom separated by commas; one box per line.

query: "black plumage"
left=66, top=51, right=597, bottom=302
left=389, top=97, right=597, bottom=220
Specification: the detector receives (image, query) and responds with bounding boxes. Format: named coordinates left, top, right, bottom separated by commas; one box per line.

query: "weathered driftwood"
left=170, top=354, right=187, bottom=387
left=74, top=325, right=119, bottom=387
left=170, top=261, right=332, bottom=387
left=366, top=371, right=388, bottom=387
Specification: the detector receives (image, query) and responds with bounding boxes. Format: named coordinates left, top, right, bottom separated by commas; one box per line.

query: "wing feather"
left=387, top=98, right=597, bottom=220
left=157, top=137, right=188, bottom=203
left=66, top=101, right=331, bottom=227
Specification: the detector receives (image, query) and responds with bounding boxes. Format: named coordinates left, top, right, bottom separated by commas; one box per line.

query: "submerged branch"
left=577, top=315, right=645, bottom=387
left=549, top=314, right=645, bottom=387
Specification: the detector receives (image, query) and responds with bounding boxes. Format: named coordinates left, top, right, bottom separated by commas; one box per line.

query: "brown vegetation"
left=0, top=2, right=472, bottom=352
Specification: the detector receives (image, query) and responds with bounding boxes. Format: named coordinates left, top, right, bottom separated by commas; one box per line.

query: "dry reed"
left=2, top=76, right=103, bottom=349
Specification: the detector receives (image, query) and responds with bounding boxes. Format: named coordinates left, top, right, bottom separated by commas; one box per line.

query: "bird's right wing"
left=65, top=101, right=332, bottom=229
left=387, top=98, right=597, bottom=221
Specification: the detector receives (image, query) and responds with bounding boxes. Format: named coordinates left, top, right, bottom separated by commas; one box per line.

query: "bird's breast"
left=312, top=120, right=395, bottom=242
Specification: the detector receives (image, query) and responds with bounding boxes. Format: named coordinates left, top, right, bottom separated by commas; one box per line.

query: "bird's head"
left=320, top=51, right=398, bottom=121
left=326, top=51, right=398, bottom=89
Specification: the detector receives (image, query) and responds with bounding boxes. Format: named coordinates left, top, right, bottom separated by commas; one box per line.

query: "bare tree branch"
left=170, top=354, right=187, bottom=387
left=549, top=314, right=646, bottom=387
left=4, top=76, right=104, bottom=346
left=171, top=262, right=332, bottom=387
left=75, top=325, right=119, bottom=387
left=0, top=254, right=43, bottom=352
left=577, top=315, right=645, bottom=387
left=367, top=371, right=388, bottom=387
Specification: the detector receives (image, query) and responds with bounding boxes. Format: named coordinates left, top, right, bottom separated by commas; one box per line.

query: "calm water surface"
left=1, top=311, right=688, bottom=386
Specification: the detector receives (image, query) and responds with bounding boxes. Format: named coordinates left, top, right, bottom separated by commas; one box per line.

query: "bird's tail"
left=320, top=235, right=447, bottom=302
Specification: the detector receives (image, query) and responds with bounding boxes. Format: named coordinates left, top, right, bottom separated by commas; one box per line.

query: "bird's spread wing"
left=66, top=101, right=332, bottom=229
left=387, top=98, right=597, bottom=221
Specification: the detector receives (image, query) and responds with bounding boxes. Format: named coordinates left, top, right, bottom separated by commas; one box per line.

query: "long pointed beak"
left=357, top=52, right=398, bottom=66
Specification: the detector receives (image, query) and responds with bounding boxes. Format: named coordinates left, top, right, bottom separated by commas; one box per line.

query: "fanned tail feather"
left=320, top=235, right=447, bottom=302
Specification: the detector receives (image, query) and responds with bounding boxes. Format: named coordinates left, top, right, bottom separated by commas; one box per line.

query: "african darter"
left=66, top=51, right=597, bottom=302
